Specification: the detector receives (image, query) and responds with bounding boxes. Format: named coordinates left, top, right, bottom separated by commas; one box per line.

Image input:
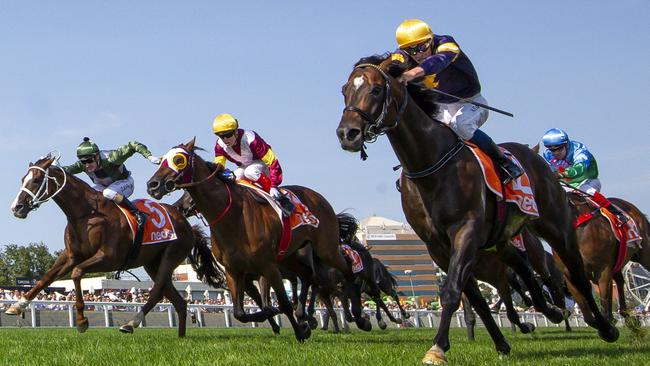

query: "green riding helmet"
left=76, top=137, right=100, bottom=158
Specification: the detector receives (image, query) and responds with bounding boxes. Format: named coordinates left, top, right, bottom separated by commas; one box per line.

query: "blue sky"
left=2, top=1, right=649, bottom=251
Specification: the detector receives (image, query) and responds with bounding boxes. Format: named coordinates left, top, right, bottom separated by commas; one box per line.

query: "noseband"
left=343, top=63, right=409, bottom=143
left=21, top=164, right=67, bottom=210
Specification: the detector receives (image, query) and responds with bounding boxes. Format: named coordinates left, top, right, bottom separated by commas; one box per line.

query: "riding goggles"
left=403, top=40, right=431, bottom=56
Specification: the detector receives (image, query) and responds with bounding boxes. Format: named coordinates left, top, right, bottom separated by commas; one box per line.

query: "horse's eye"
left=370, top=86, right=382, bottom=96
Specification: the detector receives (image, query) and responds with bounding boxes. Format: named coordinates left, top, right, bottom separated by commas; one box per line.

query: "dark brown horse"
left=336, top=59, right=618, bottom=363
left=566, top=193, right=650, bottom=329
left=8, top=154, right=225, bottom=337
left=147, top=139, right=372, bottom=341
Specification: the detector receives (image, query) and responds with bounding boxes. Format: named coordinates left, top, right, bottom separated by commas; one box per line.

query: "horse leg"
left=502, top=248, right=565, bottom=324
left=263, top=267, right=311, bottom=342
left=495, top=279, right=535, bottom=334
left=120, top=264, right=166, bottom=334
left=391, top=290, right=410, bottom=319
left=532, top=221, right=619, bottom=342
left=248, top=277, right=281, bottom=334
left=291, top=276, right=299, bottom=308
left=461, top=293, right=476, bottom=341
left=462, top=278, right=511, bottom=353
left=322, top=296, right=341, bottom=333
left=6, top=252, right=76, bottom=315
left=597, top=270, right=614, bottom=324
left=161, top=279, right=188, bottom=337
left=613, top=271, right=644, bottom=336
left=226, top=272, right=279, bottom=324
left=70, top=253, right=111, bottom=333
left=345, top=277, right=371, bottom=331
left=366, top=280, right=401, bottom=326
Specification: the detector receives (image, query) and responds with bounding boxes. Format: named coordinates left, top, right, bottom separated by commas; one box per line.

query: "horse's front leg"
left=6, top=252, right=77, bottom=315
left=263, top=266, right=311, bottom=342
left=70, top=252, right=110, bottom=333
left=246, top=276, right=281, bottom=334
left=424, top=223, right=481, bottom=365
left=227, top=271, right=279, bottom=324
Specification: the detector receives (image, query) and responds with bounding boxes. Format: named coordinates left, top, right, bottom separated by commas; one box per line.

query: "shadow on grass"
left=514, top=344, right=650, bottom=361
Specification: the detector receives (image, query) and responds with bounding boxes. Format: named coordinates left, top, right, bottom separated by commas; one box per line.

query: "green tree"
left=0, top=242, right=57, bottom=286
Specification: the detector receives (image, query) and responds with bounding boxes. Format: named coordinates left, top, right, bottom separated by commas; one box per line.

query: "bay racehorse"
left=336, top=59, right=618, bottom=363
left=146, top=139, right=372, bottom=341
left=8, top=154, right=225, bottom=337
left=566, top=192, right=650, bottom=331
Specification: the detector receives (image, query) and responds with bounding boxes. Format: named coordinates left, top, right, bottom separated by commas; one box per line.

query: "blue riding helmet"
left=542, top=128, right=569, bottom=147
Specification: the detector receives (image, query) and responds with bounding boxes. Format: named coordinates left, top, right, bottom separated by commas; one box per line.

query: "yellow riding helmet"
left=212, top=113, right=239, bottom=134
left=396, top=19, right=433, bottom=49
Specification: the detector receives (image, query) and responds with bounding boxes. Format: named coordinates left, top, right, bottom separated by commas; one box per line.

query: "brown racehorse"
left=566, top=192, right=650, bottom=330
left=146, top=139, right=372, bottom=341
left=8, top=154, right=225, bottom=337
left=336, top=59, right=618, bottom=363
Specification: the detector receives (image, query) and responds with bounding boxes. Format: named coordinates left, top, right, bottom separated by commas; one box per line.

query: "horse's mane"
left=353, top=53, right=440, bottom=117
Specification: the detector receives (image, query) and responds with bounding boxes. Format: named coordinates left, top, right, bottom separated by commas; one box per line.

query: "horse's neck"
left=189, top=158, right=242, bottom=229
left=387, top=100, right=458, bottom=176
left=50, top=170, right=97, bottom=220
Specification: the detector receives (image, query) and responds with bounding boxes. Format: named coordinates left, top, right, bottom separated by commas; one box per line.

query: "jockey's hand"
left=397, top=66, right=425, bottom=85
left=220, top=170, right=235, bottom=181
left=553, top=170, right=564, bottom=179
left=148, top=155, right=161, bottom=165
left=269, top=187, right=281, bottom=199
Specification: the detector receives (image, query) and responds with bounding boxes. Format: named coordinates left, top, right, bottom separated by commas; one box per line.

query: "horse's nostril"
left=346, top=129, right=361, bottom=142
left=148, top=180, right=160, bottom=190
left=164, top=180, right=176, bottom=192
left=13, top=204, right=23, bottom=212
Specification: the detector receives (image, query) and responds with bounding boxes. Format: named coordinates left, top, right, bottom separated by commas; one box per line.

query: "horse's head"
left=147, top=138, right=198, bottom=199
left=11, top=154, right=63, bottom=218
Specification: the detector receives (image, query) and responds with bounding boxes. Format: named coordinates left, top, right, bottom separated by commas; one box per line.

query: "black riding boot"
left=121, top=197, right=148, bottom=231
left=470, top=129, right=524, bottom=183
left=277, top=194, right=295, bottom=217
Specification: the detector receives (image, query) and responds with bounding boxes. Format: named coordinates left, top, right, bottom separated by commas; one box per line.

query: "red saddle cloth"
left=574, top=199, right=642, bottom=273
left=465, top=142, right=539, bottom=217
left=237, top=180, right=320, bottom=261
left=116, top=199, right=178, bottom=245
left=340, top=244, right=364, bottom=273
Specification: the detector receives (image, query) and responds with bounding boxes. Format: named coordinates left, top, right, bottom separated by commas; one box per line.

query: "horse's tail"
left=373, top=258, right=398, bottom=289
left=188, top=225, right=226, bottom=289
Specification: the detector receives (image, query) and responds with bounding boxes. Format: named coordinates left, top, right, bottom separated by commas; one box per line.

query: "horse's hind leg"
left=463, top=278, right=511, bottom=353
left=495, top=279, right=535, bottom=334
left=248, top=277, right=281, bottom=334
left=161, top=279, right=188, bottom=337
left=596, top=270, right=614, bottom=324
left=391, top=290, right=410, bottom=319
left=263, top=267, right=311, bottom=342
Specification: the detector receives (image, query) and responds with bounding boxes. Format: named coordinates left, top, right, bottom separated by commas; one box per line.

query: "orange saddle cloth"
left=465, top=142, right=539, bottom=217
left=117, top=199, right=178, bottom=245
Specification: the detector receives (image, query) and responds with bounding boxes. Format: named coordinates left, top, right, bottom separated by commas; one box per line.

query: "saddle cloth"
left=340, top=244, right=364, bottom=274
left=237, top=180, right=320, bottom=260
left=465, top=142, right=539, bottom=217
left=510, top=233, right=526, bottom=252
left=116, top=199, right=178, bottom=245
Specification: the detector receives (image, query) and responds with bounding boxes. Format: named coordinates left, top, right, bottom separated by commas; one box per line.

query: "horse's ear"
left=42, top=158, right=54, bottom=170
left=29, top=162, right=34, bottom=167
left=186, top=137, right=196, bottom=151
left=531, top=143, right=540, bottom=154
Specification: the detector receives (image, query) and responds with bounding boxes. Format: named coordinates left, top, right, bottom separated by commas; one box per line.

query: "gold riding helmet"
left=212, top=113, right=239, bottom=135
left=396, top=19, right=433, bottom=49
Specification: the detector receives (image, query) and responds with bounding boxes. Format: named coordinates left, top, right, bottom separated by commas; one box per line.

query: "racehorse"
left=336, top=58, right=618, bottom=363
left=8, top=154, right=225, bottom=337
left=362, top=257, right=411, bottom=325
left=566, top=193, right=650, bottom=332
left=146, top=139, right=373, bottom=341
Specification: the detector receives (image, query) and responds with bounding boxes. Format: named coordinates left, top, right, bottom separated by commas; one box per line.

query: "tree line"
left=0, top=242, right=58, bottom=286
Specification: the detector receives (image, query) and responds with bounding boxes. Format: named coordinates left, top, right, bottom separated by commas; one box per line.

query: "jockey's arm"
left=62, top=161, right=84, bottom=175
left=249, top=132, right=283, bottom=186
left=213, top=155, right=227, bottom=167
left=419, top=36, right=461, bottom=75
left=563, top=162, right=586, bottom=179
left=107, top=141, right=153, bottom=165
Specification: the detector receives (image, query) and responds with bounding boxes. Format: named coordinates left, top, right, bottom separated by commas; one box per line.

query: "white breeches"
left=234, top=160, right=270, bottom=181
left=93, top=176, right=135, bottom=201
left=433, top=93, right=489, bottom=140
left=562, top=178, right=601, bottom=195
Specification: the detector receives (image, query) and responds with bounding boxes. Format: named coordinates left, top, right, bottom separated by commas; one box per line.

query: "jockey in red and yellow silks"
left=212, top=113, right=283, bottom=199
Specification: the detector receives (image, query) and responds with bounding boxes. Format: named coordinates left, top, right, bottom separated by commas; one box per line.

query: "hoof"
left=320, top=327, right=328, bottom=331
left=520, top=322, right=536, bottom=334
left=271, top=324, right=281, bottom=335
left=378, top=320, right=387, bottom=330
left=546, top=306, right=565, bottom=324
left=307, top=316, right=318, bottom=330
left=296, top=322, right=311, bottom=342
left=356, top=317, right=372, bottom=332
left=119, top=324, right=134, bottom=334
left=5, top=305, right=22, bottom=316
left=422, top=346, right=447, bottom=365
left=598, top=325, right=619, bottom=343
left=496, top=341, right=511, bottom=355
left=77, top=319, right=89, bottom=333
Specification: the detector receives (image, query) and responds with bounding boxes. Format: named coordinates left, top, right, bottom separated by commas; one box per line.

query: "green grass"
left=0, top=326, right=647, bottom=366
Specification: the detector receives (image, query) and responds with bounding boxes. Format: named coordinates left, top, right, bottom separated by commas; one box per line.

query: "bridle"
left=159, top=147, right=232, bottom=225
left=21, top=162, right=67, bottom=210
left=343, top=63, right=409, bottom=143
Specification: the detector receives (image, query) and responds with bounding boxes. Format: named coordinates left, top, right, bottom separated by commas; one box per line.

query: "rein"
left=403, top=140, right=465, bottom=179
left=22, top=164, right=67, bottom=209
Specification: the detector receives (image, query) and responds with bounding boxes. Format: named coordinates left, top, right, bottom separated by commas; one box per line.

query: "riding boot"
left=591, top=191, right=628, bottom=226
left=470, top=129, right=524, bottom=183
left=121, top=196, right=149, bottom=231
left=277, top=194, right=295, bottom=216
left=255, top=174, right=273, bottom=193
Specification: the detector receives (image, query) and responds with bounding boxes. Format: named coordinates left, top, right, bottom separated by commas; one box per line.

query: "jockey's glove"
left=148, top=155, right=161, bottom=165
left=270, top=187, right=281, bottom=199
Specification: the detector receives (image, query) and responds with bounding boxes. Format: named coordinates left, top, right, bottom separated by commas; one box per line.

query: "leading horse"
left=8, top=154, right=225, bottom=337
left=146, top=139, right=372, bottom=341
left=336, top=59, right=618, bottom=363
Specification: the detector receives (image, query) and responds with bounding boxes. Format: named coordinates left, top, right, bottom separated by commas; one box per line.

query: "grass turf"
left=0, top=326, right=647, bottom=366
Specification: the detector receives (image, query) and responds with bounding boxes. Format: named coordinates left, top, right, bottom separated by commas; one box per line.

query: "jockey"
left=63, top=137, right=160, bottom=230
left=390, top=19, right=523, bottom=182
left=212, top=113, right=291, bottom=210
left=541, top=128, right=627, bottom=224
